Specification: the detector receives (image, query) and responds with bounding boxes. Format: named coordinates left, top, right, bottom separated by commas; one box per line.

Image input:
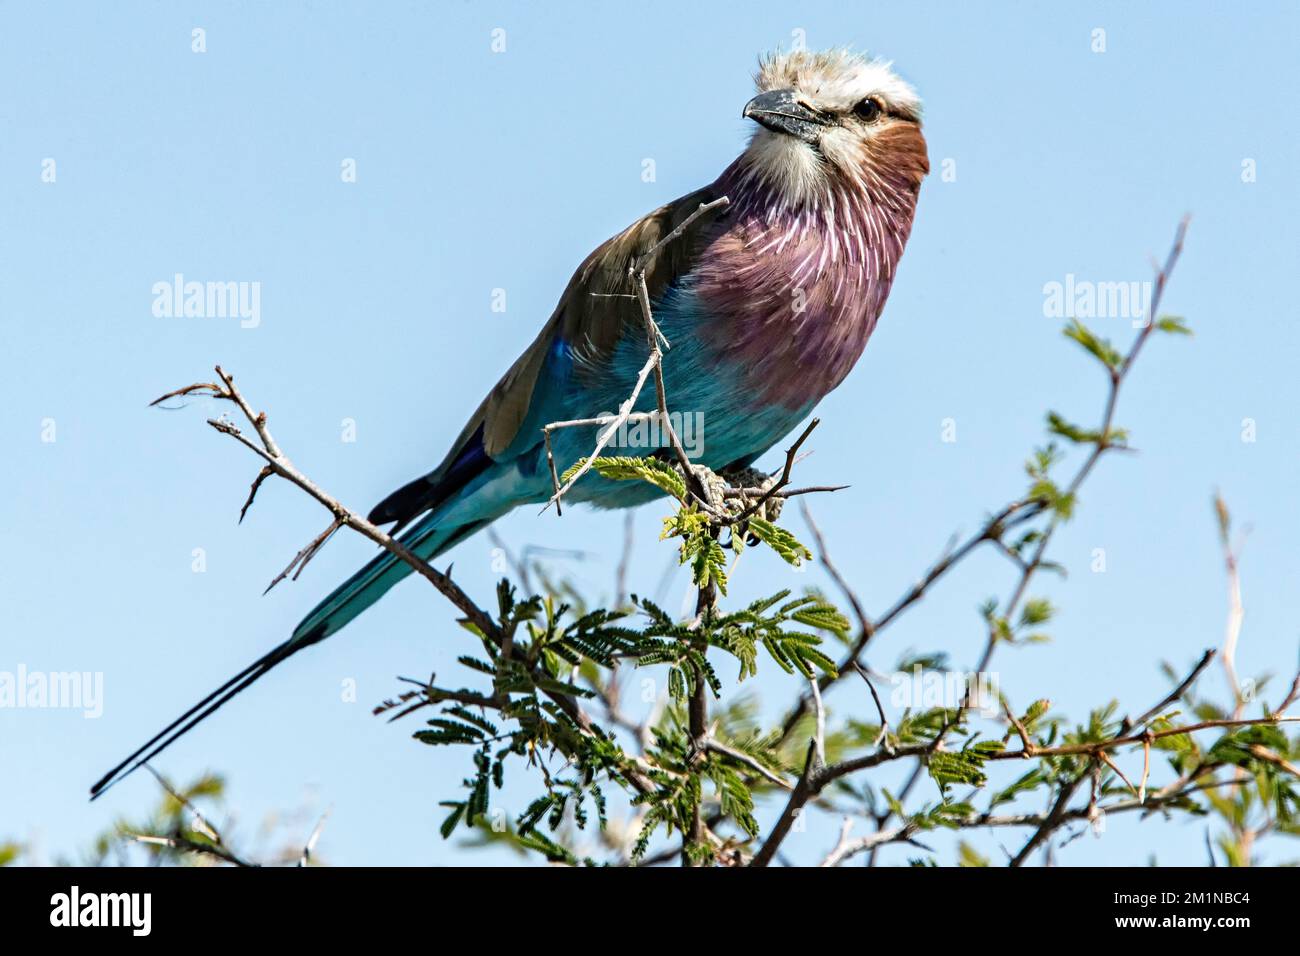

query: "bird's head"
left=739, top=49, right=929, bottom=209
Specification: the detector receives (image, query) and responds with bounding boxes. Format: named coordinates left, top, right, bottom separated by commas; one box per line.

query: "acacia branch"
left=727, top=418, right=822, bottom=525
left=704, top=739, right=794, bottom=791
left=183, top=366, right=501, bottom=641
left=124, top=767, right=331, bottom=868
left=777, top=497, right=1041, bottom=744
left=153, top=367, right=671, bottom=799
left=298, top=808, right=331, bottom=867
left=1005, top=645, right=1211, bottom=866
left=1213, top=491, right=1247, bottom=717
left=143, top=765, right=227, bottom=847
left=129, top=833, right=255, bottom=868
left=829, top=219, right=1194, bottom=860
left=820, top=819, right=922, bottom=867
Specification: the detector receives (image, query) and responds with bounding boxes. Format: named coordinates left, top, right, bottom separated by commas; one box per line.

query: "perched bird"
left=92, top=49, right=928, bottom=798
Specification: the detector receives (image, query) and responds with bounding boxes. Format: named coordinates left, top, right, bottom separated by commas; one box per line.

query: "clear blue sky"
left=2, top=1, right=1297, bottom=866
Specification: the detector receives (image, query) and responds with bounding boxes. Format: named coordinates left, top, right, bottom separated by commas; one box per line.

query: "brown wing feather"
left=482, top=185, right=725, bottom=455
left=368, top=187, right=726, bottom=527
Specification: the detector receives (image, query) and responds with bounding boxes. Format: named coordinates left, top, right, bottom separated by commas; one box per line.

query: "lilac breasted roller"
left=92, top=50, right=929, bottom=798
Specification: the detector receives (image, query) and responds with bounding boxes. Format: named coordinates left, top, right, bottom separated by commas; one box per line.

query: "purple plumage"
left=697, top=58, right=929, bottom=410
left=700, top=161, right=925, bottom=408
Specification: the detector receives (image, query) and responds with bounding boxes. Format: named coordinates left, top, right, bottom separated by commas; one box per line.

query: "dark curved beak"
left=743, top=88, right=833, bottom=144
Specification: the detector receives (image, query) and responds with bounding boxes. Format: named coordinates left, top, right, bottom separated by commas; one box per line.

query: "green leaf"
left=1154, top=315, right=1191, bottom=335
left=516, top=795, right=557, bottom=835
left=659, top=508, right=729, bottom=593
left=692, top=535, right=729, bottom=594
left=989, top=768, right=1047, bottom=807
left=439, top=802, right=466, bottom=839
left=1022, top=698, right=1051, bottom=726
left=1046, top=412, right=1126, bottom=447
left=791, top=604, right=851, bottom=637
left=1063, top=319, right=1123, bottom=370
left=929, top=750, right=989, bottom=791
left=1019, top=598, right=1055, bottom=629
left=747, top=516, right=813, bottom=566
left=957, top=841, right=990, bottom=867
left=563, top=456, right=687, bottom=501
left=415, top=718, right=487, bottom=746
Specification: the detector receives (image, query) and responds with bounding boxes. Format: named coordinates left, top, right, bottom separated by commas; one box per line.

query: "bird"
left=91, top=49, right=929, bottom=798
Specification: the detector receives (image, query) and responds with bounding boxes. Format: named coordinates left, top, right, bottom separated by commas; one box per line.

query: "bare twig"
left=728, top=419, right=821, bottom=524
left=802, top=503, right=869, bottom=639
left=1129, top=648, right=1216, bottom=732
left=730, top=484, right=848, bottom=500
left=264, top=518, right=343, bottom=595
left=1273, top=670, right=1300, bottom=720
left=819, top=819, right=921, bottom=867
left=239, top=466, right=273, bottom=524
left=129, top=833, right=255, bottom=868
left=298, top=807, right=331, bottom=867
left=704, top=739, right=793, bottom=791
left=748, top=740, right=822, bottom=868
left=191, top=374, right=496, bottom=642
left=1247, top=744, right=1300, bottom=779
left=809, top=677, right=827, bottom=766
left=1003, top=698, right=1036, bottom=755
left=850, top=662, right=892, bottom=752
left=1010, top=772, right=1086, bottom=867
left=144, top=765, right=225, bottom=846
left=777, top=497, right=1041, bottom=744
left=1139, top=734, right=1152, bottom=804
left=542, top=378, right=663, bottom=511
left=832, top=219, right=1193, bottom=862
left=374, top=674, right=502, bottom=723
left=129, top=766, right=256, bottom=867
left=155, top=367, right=660, bottom=799
left=1214, top=492, right=1247, bottom=717
left=1099, top=751, right=1140, bottom=798
left=187, top=367, right=501, bottom=641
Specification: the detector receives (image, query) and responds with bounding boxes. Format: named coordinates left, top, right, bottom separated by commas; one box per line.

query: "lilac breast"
left=691, top=163, right=920, bottom=410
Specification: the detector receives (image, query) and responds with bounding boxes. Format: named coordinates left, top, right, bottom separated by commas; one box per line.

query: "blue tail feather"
left=90, top=501, right=497, bottom=800
left=290, top=513, right=481, bottom=644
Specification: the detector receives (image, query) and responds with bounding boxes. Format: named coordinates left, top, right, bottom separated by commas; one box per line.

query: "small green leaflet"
left=747, top=516, right=813, bottom=566
left=561, top=455, right=687, bottom=501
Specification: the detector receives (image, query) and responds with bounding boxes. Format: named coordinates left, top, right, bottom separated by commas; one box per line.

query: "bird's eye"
left=853, top=97, right=883, bottom=122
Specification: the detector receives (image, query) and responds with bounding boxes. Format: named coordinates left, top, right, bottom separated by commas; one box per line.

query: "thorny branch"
left=757, top=646, right=1298, bottom=868
left=749, top=218, right=1298, bottom=867
left=124, top=766, right=330, bottom=867
left=151, top=366, right=674, bottom=797
left=777, top=222, right=1189, bottom=761
left=155, top=214, right=1298, bottom=867
left=154, top=366, right=501, bottom=642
